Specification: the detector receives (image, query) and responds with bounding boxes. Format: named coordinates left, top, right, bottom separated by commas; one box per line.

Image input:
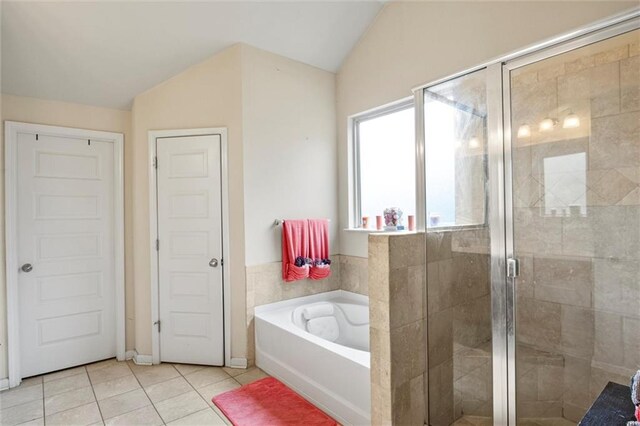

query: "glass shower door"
left=423, top=68, right=494, bottom=426
left=508, top=29, right=640, bottom=424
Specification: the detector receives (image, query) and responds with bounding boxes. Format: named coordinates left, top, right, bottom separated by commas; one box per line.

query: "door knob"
left=209, top=258, right=218, bottom=268
left=21, top=263, right=33, bottom=273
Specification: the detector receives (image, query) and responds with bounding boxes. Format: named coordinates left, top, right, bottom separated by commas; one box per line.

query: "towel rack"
left=274, top=219, right=331, bottom=226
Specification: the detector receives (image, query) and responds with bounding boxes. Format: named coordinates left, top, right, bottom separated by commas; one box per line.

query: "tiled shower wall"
left=245, top=255, right=368, bottom=365
left=511, top=35, right=640, bottom=422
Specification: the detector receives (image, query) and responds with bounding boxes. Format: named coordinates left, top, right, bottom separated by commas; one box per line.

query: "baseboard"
left=228, top=357, right=248, bottom=369
left=125, top=350, right=136, bottom=361
left=133, top=351, right=153, bottom=365
left=0, top=378, right=9, bottom=391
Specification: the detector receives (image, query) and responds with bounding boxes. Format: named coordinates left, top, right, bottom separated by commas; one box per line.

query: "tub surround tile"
left=393, top=374, right=425, bottom=426
left=369, top=233, right=427, bottom=425
left=369, top=297, right=390, bottom=332
left=370, top=327, right=392, bottom=389
left=390, top=320, right=425, bottom=387
left=370, top=382, right=392, bottom=425
left=339, top=255, right=368, bottom=296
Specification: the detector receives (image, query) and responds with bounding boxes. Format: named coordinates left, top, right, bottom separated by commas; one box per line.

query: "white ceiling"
left=1, top=1, right=383, bottom=110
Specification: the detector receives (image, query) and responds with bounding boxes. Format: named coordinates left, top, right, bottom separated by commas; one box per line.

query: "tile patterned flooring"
left=0, top=359, right=269, bottom=426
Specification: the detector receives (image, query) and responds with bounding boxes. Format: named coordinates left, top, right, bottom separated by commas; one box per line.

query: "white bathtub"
left=255, top=290, right=371, bottom=425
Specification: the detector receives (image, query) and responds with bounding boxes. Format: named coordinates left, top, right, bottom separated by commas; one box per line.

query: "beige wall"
left=337, top=0, right=637, bottom=257
left=241, top=45, right=338, bottom=266
left=0, top=94, right=133, bottom=380
left=131, top=45, right=247, bottom=359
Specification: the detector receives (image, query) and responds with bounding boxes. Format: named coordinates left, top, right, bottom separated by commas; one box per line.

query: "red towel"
left=282, top=220, right=309, bottom=282
left=308, top=219, right=331, bottom=280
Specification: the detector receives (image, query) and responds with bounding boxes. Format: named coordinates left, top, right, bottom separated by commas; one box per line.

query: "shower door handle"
left=507, top=258, right=520, bottom=279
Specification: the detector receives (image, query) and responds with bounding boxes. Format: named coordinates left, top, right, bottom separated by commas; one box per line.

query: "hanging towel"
left=306, top=317, right=340, bottom=342
left=308, top=219, right=331, bottom=280
left=282, top=220, right=310, bottom=282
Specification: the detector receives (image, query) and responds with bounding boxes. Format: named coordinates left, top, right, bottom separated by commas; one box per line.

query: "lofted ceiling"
left=1, top=1, right=383, bottom=110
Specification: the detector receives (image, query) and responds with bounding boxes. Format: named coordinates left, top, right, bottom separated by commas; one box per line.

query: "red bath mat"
left=212, top=377, right=338, bottom=426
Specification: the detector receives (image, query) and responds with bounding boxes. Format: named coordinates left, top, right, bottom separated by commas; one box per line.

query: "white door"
left=156, top=135, right=224, bottom=365
left=17, top=131, right=116, bottom=378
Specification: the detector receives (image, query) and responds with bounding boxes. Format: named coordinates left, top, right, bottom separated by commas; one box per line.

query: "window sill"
left=343, top=228, right=419, bottom=235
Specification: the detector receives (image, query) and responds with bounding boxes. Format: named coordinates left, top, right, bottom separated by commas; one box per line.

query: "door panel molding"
left=4, top=121, right=125, bottom=388
left=148, top=128, right=232, bottom=367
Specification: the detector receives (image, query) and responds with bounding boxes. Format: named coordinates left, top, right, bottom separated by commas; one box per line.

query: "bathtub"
left=255, top=290, right=370, bottom=425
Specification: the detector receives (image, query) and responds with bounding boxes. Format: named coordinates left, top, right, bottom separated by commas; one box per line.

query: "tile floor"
left=0, top=359, right=269, bottom=426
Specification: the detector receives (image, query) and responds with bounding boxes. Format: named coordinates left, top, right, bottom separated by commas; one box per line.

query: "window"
left=352, top=102, right=415, bottom=228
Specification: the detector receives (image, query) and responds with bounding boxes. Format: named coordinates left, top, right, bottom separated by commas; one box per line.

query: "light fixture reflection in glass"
left=469, top=137, right=480, bottom=148
left=563, top=112, right=580, bottom=129
left=517, top=124, right=531, bottom=138
left=539, top=118, right=557, bottom=132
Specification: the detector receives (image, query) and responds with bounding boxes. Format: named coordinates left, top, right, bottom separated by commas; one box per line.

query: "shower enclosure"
left=417, top=13, right=640, bottom=425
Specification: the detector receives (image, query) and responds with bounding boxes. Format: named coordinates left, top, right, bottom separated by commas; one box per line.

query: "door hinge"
left=153, top=156, right=158, bottom=169
left=507, top=258, right=520, bottom=278
left=154, top=320, right=161, bottom=333
left=156, top=239, right=160, bottom=251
